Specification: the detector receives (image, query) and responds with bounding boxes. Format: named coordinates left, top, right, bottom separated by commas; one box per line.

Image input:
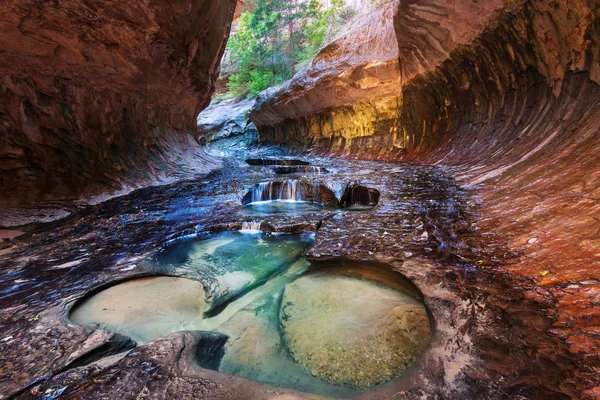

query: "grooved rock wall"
left=0, top=0, right=237, bottom=204
left=251, top=0, right=600, bottom=397
left=250, top=0, right=505, bottom=156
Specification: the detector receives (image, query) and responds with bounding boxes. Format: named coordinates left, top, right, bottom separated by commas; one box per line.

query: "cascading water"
left=242, top=180, right=360, bottom=216
left=240, top=221, right=263, bottom=233
left=250, top=180, right=303, bottom=203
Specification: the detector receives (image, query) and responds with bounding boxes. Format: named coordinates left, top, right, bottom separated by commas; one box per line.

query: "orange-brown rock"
left=0, top=0, right=237, bottom=204
left=250, top=0, right=505, bottom=155
left=251, top=0, right=600, bottom=397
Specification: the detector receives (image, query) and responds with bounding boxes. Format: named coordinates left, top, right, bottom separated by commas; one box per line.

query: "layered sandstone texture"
left=251, top=0, right=600, bottom=397
left=0, top=0, right=237, bottom=203
left=250, top=0, right=505, bottom=155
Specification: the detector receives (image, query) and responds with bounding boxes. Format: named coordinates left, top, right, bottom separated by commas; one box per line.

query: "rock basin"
left=70, top=276, right=208, bottom=345
left=69, top=234, right=432, bottom=396
left=280, top=265, right=432, bottom=390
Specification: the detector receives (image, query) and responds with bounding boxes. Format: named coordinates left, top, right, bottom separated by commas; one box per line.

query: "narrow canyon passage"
left=1, top=0, right=599, bottom=399
left=0, top=152, right=595, bottom=399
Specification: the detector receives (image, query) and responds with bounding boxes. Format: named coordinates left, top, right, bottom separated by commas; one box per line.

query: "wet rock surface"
left=1, top=150, right=596, bottom=398
left=197, top=97, right=258, bottom=149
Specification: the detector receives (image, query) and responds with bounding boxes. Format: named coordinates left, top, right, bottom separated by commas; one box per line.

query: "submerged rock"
left=280, top=268, right=431, bottom=389
left=151, top=231, right=314, bottom=315
left=70, top=276, right=207, bottom=344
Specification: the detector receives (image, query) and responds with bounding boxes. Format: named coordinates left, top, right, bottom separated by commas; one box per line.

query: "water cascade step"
left=246, top=158, right=309, bottom=166
left=240, top=221, right=263, bottom=233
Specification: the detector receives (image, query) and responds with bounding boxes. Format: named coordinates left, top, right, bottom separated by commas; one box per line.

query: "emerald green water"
left=151, top=231, right=314, bottom=314
left=70, top=232, right=431, bottom=397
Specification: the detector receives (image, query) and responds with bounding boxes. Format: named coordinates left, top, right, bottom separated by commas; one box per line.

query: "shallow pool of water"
left=70, top=233, right=431, bottom=396
left=242, top=200, right=337, bottom=216
left=70, top=276, right=208, bottom=344
left=151, top=231, right=315, bottom=314
left=280, top=266, right=431, bottom=390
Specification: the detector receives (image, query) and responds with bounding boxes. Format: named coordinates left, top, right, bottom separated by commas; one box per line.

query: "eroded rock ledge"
left=0, top=0, right=237, bottom=204
left=250, top=0, right=506, bottom=156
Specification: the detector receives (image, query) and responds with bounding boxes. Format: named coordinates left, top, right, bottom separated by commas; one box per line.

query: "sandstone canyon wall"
left=250, top=0, right=506, bottom=156
left=0, top=0, right=237, bottom=204
left=251, top=0, right=600, bottom=397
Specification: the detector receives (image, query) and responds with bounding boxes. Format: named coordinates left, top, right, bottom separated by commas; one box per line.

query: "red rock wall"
left=0, top=0, right=237, bottom=203
left=251, top=0, right=600, bottom=396
left=400, top=5, right=600, bottom=394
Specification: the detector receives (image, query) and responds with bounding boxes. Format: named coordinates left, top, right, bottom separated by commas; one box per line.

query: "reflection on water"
left=243, top=200, right=337, bottom=216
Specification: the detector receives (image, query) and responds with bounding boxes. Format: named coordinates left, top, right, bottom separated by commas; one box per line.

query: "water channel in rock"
left=70, top=231, right=432, bottom=396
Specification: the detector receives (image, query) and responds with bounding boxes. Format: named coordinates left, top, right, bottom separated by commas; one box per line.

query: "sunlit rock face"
left=251, top=0, right=600, bottom=397
left=250, top=2, right=402, bottom=155
left=250, top=0, right=504, bottom=156
left=0, top=0, right=237, bottom=203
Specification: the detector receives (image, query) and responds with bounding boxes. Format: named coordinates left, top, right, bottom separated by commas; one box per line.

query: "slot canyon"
left=0, top=0, right=599, bottom=399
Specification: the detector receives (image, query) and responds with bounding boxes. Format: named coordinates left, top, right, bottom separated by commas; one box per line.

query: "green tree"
left=226, top=0, right=354, bottom=97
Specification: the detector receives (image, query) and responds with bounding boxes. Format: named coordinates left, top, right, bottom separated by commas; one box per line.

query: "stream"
left=0, top=150, right=534, bottom=399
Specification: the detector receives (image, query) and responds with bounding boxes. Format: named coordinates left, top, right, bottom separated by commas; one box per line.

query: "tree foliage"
left=226, top=0, right=354, bottom=97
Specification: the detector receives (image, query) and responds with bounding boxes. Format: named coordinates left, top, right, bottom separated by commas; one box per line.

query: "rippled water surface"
left=242, top=200, right=338, bottom=216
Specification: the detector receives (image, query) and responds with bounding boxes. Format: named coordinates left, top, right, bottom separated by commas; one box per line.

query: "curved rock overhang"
left=250, top=1, right=600, bottom=397
left=0, top=0, right=237, bottom=204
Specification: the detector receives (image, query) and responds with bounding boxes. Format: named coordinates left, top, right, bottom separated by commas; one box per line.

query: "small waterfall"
left=240, top=221, right=263, bottom=233
left=251, top=183, right=270, bottom=203
left=250, top=180, right=303, bottom=203
left=312, top=180, right=322, bottom=203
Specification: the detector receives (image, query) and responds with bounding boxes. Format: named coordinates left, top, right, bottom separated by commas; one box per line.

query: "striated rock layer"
left=251, top=0, right=600, bottom=397
left=0, top=0, right=237, bottom=204
left=250, top=0, right=505, bottom=156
